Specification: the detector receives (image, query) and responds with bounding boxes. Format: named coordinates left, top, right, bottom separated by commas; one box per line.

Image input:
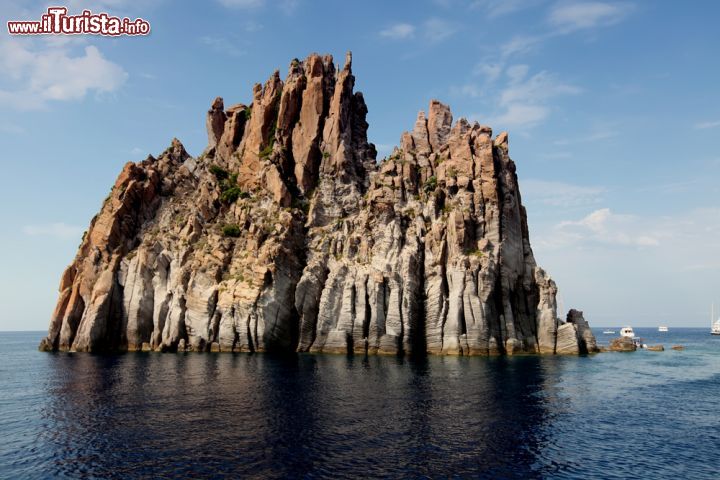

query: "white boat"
left=603, top=330, right=615, bottom=334
left=658, top=326, right=668, bottom=332
left=712, top=303, right=720, bottom=335
left=620, top=326, right=635, bottom=338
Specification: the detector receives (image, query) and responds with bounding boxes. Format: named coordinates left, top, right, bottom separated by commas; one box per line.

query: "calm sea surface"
left=1, top=329, right=718, bottom=479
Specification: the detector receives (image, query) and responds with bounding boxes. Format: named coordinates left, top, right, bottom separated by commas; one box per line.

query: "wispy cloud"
left=473, top=62, right=503, bottom=82
left=548, top=1, right=635, bottom=32
left=491, top=104, right=549, bottom=128
left=0, top=121, right=26, bottom=135
left=23, top=223, right=84, bottom=240
left=500, top=35, right=546, bottom=59
left=635, top=178, right=704, bottom=194
left=495, top=2, right=635, bottom=60
left=379, top=18, right=458, bottom=43
left=242, top=21, right=264, bottom=32
left=539, top=206, right=720, bottom=259
left=67, top=0, right=165, bottom=15
left=694, top=120, right=720, bottom=130
left=553, top=129, right=618, bottom=145
left=537, top=151, right=573, bottom=160
left=493, top=68, right=581, bottom=127
left=523, top=180, right=605, bottom=206
left=200, top=36, right=246, bottom=57
left=450, top=83, right=484, bottom=98
left=462, top=65, right=581, bottom=128
left=543, top=208, right=661, bottom=249
left=379, top=23, right=416, bottom=39
left=424, top=18, right=459, bottom=43
left=0, top=39, right=127, bottom=110
left=470, top=0, right=544, bottom=18
left=279, top=0, right=300, bottom=15
left=217, top=0, right=264, bottom=8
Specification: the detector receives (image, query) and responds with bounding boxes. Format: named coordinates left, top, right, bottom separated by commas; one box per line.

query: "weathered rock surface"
left=609, top=337, right=637, bottom=352
left=40, top=52, right=596, bottom=356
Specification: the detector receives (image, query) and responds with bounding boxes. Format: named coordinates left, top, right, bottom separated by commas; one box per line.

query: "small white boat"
left=620, top=326, right=635, bottom=338
left=658, top=326, right=668, bottom=332
left=711, top=303, right=720, bottom=335
left=603, top=330, right=615, bottom=334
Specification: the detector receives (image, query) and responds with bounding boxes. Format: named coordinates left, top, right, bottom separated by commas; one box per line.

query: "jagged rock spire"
left=40, top=54, right=595, bottom=357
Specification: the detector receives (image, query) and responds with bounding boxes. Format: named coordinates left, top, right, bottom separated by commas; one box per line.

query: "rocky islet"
left=39, top=52, right=598, bottom=356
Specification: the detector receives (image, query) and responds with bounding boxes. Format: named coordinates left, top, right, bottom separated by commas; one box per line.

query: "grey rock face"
left=40, top=53, right=595, bottom=356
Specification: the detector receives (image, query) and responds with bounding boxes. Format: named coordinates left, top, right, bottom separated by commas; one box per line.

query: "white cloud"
left=379, top=23, right=415, bottom=39
left=548, top=1, right=634, bottom=32
left=694, top=120, right=720, bottom=130
left=495, top=2, right=634, bottom=60
left=450, top=83, right=483, bottom=98
left=554, top=129, right=618, bottom=145
left=200, top=36, right=246, bottom=56
left=279, top=0, right=300, bottom=15
left=379, top=19, right=457, bottom=43
left=506, top=64, right=530, bottom=83
left=473, top=63, right=503, bottom=82
left=550, top=208, right=661, bottom=248
left=0, top=122, right=26, bottom=135
left=532, top=206, right=720, bottom=326
left=217, top=0, right=264, bottom=8
left=23, top=223, right=84, bottom=240
left=488, top=69, right=581, bottom=127
left=470, top=0, right=543, bottom=17
left=492, top=104, right=549, bottom=127
left=500, top=70, right=582, bottom=104
left=522, top=180, right=605, bottom=207
left=538, top=151, right=573, bottom=160
left=500, top=35, right=544, bottom=58
left=243, top=21, right=263, bottom=32
left=0, top=40, right=127, bottom=110
left=423, top=18, right=459, bottom=43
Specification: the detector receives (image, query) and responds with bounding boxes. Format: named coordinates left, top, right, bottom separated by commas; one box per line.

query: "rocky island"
left=39, top=52, right=597, bottom=356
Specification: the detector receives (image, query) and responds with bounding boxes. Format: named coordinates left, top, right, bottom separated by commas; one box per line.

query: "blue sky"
left=1, top=0, right=719, bottom=330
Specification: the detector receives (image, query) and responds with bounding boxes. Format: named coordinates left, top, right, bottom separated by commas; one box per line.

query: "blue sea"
left=1, top=328, right=718, bottom=479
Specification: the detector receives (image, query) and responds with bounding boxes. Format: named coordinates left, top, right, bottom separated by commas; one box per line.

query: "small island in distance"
left=39, top=52, right=597, bottom=357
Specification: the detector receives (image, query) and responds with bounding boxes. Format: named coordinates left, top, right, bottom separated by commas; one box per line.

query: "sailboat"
left=712, top=303, right=720, bottom=335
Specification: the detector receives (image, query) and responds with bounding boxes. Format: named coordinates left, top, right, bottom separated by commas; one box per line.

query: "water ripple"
left=0, top=330, right=718, bottom=479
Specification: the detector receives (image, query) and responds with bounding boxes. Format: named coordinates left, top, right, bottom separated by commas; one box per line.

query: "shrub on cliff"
left=222, top=224, right=241, bottom=237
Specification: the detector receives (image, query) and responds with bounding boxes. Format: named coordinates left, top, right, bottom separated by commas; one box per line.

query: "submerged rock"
left=39, top=52, right=597, bottom=356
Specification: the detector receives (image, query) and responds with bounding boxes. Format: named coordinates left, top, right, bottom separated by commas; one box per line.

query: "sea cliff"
left=39, top=52, right=597, bottom=356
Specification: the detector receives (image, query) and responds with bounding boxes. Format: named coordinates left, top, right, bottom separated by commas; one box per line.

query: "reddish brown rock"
left=40, top=53, right=595, bottom=357
left=216, top=103, right=248, bottom=161
left=206, top=96, right=226, bottom=148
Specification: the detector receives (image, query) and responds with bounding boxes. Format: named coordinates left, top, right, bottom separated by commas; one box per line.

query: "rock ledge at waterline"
left=39, top=52, right=597, bottom=357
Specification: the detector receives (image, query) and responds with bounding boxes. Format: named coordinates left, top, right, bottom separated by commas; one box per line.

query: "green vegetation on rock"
left=222, top=224, right=241, bottom=237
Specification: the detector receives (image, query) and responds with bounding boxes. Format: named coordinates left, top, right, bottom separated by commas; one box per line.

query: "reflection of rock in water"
left=38, top=354, right=567, bottom=478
